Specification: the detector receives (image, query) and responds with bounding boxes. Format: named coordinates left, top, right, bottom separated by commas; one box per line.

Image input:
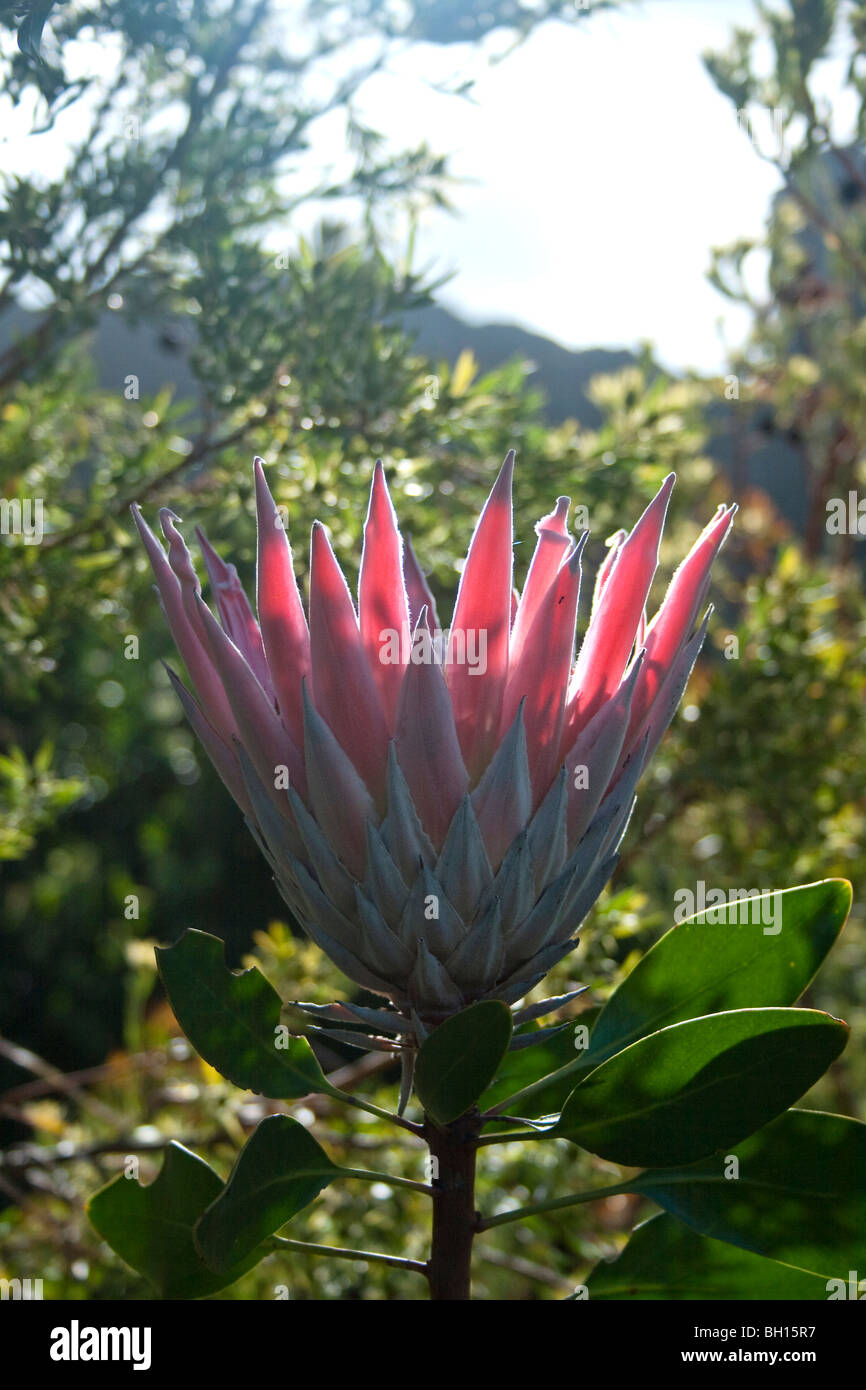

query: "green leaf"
left=195, top=1115, right=340, bottom=1272
left=512, top=880, right=851, bottom=1117
left=587, top=880, right=851, bottom=1069
left=479, top=1011, right=598, bottom=1119
left=633, top=1109, right=866, bottom=1281
left=87, top=1143, right=265, bottom=1298
left=415, top=1000, right=513, bottom=1125
left=156, top=929, right=329, bottom=1099
left=586, top=1213, right=829, bottom=1300
left=17, top=4, right=53, bottom=62
left=553, top=1008, right=848, bottom=1167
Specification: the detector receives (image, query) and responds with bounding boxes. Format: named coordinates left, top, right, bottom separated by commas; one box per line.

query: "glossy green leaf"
left=633, top=1109, right=866, bottom=1281
left=503, top=880, right=852, bottom=1118
left=479, top=1013, right=596, bottom=1118
left=587, top=1213, right=829, bottom=1300
left=156, top=929, right=329, bottom=1099
left=553, top=1008, right=848, bottom=1166
left=415, top=1000, right=513, bottom=1125
left=587, top=879, right=851, bottom=1069
left=196, top=1115, right=340, bottom=1271
left=87, top=1143, right=265, bottom=1298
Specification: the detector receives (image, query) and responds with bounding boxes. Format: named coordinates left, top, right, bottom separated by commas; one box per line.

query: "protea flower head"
left=133, top=453, right=734, bottom=1081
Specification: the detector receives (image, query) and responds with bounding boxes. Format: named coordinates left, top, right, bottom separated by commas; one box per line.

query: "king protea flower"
left=133, top=453, right=734, bottom=1079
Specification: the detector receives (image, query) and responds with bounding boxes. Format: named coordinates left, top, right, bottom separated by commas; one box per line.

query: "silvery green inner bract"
left=133, top=453, right=734, bottom=1048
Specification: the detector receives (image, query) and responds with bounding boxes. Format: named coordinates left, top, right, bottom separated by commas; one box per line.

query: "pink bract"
left=133, top=453, right=734, bottom=1038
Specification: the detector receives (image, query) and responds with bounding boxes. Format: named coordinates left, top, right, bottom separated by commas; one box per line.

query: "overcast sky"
left=336, top=0, right=850, bottom=373
left=2, top=0, right=854, bottom=375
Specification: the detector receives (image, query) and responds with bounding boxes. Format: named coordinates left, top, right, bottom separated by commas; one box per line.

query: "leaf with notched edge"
left=195, top=1115, right=340, bottom=1272
left=156, top=928, right=330, bottom=1099
left=88, top=1143, right=267, bottom=1298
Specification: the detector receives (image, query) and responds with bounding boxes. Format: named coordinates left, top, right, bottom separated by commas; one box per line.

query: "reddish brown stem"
left=424, top=1111, right=481, bottom=1301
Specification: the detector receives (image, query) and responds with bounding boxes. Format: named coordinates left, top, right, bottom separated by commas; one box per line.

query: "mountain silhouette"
left=0, top=300, right=813, bottom=538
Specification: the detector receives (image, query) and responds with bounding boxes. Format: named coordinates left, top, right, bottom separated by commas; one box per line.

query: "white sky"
left=335, top=0, right=850, bottom=373
left=2, top=0, right=855, bottom=375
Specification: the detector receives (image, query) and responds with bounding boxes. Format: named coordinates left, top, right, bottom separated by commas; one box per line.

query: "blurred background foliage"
left=1, top=0, right=864, bottom=1298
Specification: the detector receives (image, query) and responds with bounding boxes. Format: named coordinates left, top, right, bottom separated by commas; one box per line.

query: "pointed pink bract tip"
left=630, top=471, right=675, bottom=539
left=133, top=446, right=736, bottom=1020
left=310, top=518, right=337, bottom=575
left=195, top=525, right=237, bottom=588
left=194, top=523, right=215, bottom=552
left=366, top=458, right=396, bottom=517
left=567, top=531, right=589, bottom=571
left=494, top=449, right=515, bottom=495
left=656, top=472, right=676, bottom=502
left=130, top=502, right=161, bottom=553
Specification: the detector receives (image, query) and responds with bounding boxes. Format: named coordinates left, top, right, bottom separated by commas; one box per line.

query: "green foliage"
left=633, top=1109, right=866, bottom=1280
left=195, top=1116, right=339, bottom=1273
left=2, top=0, right=865, bottom=1300
left=84, top=883, right=860, bottom=1298
left=704, top=0, right=866, bottom=561
left=480, top=1016, right=588, bottom=1117
left=552, top=1008, right=848, bottom=1167
left=0, top=741, right=84, bottom=859
left=415, top=1001, right=513, bottom=1125
left=486, top=880, right=852, bottom=1119
left=156, top=929, right=330, bottom=1099
left=586, top=1214, right=830, bottom=1301
left=586, top=879, right=852, bottom=1064
left=88, top=1143, right=267, bottom=1299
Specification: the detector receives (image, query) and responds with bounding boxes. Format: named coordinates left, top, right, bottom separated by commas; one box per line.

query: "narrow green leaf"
left=480, top=1028, right=579, bottom=1113
left=553, top=1008, right=848, bottom=1167
left=633, top=1109, right=866, bottom=1281
left=479, top=1010, right=598, bottom=1119
left=415, top=1000, right=513, bottom=1124
left=87, top=1143, right=265, bottom=1298
left=18, top=5, right=53, bottom=62
left=156, top=929, right=329, bottom=1099
left=587, top=879, right=851, bottom=1069
left=587, top=1213, right=829, bottom=1300
left=196, top=1115, right=340, bottom=1272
